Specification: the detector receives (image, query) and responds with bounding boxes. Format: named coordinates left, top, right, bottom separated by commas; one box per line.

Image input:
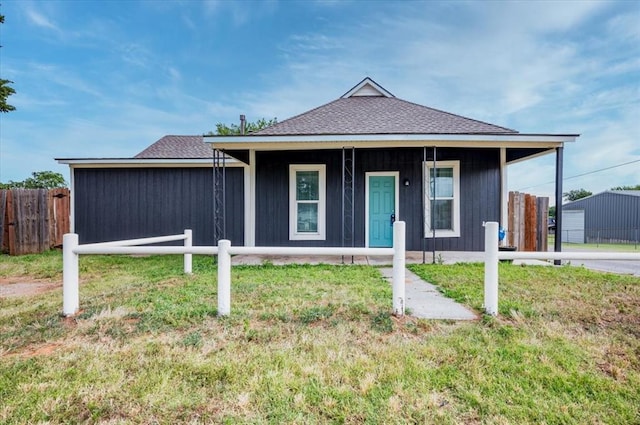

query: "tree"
left=563, top=188, right=592, bottom=202
left=0, top=171, right=67, bottom=189
left=0, top=12, right=16, bottom=113
left=548, top=205, right=555, bottom=218
left=611, top=184, right=640, bottom=191
left=208, top=117, right=277, bottom=135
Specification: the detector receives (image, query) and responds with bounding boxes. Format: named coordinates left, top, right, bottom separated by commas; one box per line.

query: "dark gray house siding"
left=74, top=167, right=244, bottom=245
left=564, top=191, right=640, bottom=243
left=254, top=148, right=500, bottom=250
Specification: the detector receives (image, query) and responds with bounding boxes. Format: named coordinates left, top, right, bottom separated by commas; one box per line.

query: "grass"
left=548, top=235, right=639, bottom=251
left=1, top=252, right=639, bottom=423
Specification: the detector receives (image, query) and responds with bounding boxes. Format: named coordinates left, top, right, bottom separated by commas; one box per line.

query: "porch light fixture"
left=404, top=178, right=410, bottom=187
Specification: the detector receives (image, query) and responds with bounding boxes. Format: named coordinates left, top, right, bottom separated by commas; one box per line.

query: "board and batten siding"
left=73, top=167, right=244, bottom=245
left=254, top=148, right=501, bottom=251
left=255, top=150, right=343, bottom=246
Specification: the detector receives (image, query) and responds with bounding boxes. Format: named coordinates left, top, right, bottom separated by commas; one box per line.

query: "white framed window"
left=424, top=160, right=460, bottom=238
left=289, top=164, right=326, bottom=240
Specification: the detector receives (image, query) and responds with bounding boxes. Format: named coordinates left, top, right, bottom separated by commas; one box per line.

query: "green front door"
left=368, top=175, right=395, bottom=247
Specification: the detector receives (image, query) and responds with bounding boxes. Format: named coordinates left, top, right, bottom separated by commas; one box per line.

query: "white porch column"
left=245, top=149, right=256, bottom=247
left=500, top=147, right=508, bottom=237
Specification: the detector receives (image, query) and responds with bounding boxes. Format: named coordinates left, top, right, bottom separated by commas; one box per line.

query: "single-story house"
left=58, top=77, right=578, bottom=251
left=562, top=190, right=640, bottom=244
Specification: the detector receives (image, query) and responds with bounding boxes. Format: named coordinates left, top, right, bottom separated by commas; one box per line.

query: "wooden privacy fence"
left=0, top=188, right=70, bottom=255
left=507, top=191, right=549, bottom=251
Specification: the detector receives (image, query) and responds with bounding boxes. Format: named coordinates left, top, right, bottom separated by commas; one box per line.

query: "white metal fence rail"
left=483, top=221, right=640, bottom=316
left=62, top=222, right=407, bottom=318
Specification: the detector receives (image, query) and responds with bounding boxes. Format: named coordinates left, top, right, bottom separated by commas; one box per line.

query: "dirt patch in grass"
left=20, top=342, right=63, bottom=358
left=0, top=277, right=60, bottom=298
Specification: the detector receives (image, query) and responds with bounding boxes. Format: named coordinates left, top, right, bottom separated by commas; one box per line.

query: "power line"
left=517, top=159, right=640, bottom=190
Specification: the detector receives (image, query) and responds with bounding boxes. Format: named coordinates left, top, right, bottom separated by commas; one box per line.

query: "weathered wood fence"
left=507, top=191, right=549, bottom=251
left=0, top=188, right=70, bottom=255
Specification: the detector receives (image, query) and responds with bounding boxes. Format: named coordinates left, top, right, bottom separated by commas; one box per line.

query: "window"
left=424, top=160, right=460, bottom=237
left=290, top=164, right=326, bottom=240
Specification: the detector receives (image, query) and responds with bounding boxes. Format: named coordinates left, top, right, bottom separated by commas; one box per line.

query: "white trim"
left=247, top=149, right=256, bottom=247
left=69, top=167, right=75, bottom=233
left=424, top=160, right=460, bottom=238
left=289, top=164, right=326, bottom=241
left=341, top=77, right=394, bottom=98
left=208, top=133, right=578, bottom=147
left=365, top=172, right=399, bottom=247
left=57, top=158, right=243, bottom=168
left=500, top=147, right=508, bottom=231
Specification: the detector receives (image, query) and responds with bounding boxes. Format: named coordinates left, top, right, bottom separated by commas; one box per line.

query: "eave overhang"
left=205, top=133, right=579, bottom=151
left=55, top=158, right=244, bottom=168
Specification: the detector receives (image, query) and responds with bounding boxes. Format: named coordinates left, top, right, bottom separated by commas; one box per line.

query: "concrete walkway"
left=378, top=267, right=478, bottom=320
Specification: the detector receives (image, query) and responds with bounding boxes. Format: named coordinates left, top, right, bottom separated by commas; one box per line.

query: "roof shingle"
left=135, top=135, right=212, bottom=159
left=254, top=96, right=518, bottom=136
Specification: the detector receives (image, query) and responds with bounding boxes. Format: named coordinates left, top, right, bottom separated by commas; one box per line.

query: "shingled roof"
left=254, top=77, right=518, bottom=136
left=135, top=135, right=212, bottom=159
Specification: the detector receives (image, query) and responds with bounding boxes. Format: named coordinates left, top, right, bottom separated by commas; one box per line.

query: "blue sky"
left=0, top=0, right=638, bottom=204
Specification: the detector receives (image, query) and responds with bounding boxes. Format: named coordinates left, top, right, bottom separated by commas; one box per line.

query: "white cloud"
left=24, top=7, right=59, bottom=31
left=231, top=0, right=637, bottom=202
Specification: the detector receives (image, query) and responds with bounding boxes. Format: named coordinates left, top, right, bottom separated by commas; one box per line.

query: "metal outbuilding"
left=562, top=190, right=640, bottom=244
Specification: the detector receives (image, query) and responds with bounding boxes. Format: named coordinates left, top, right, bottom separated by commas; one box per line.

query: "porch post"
left=247, top=149, right=256, bottom=247
left=554, top=146, right=564, bottom=265
left=500, top=147, right=508, bottom=240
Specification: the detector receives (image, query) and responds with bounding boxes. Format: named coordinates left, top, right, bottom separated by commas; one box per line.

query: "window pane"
left=432, top=199, right=453, bottom=230
left=297, top=203, right=318, bottom=232
left=296, top=171, right=319, bottom=200
left=430, top=168, right=453, bottom=198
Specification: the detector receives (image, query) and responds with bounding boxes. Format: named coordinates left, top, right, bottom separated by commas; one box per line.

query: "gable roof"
left=135, top=135, right=212, bottom=159
left=254, top=77, right=517, bottom=136
left=254, top=97, right=518, bottom=136
left=341, top=77, right=395, bottom=98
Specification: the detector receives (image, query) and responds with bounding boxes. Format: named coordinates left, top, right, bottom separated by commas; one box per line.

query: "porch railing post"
left=392, top=221, right=406, bottom=316
left=217, top=239, right=231, bottom=316
left=484, top=221, right=499, bottom=316
left=63, top=233, right=79, bottom=317
left=184, top=229, right=192, bottom=274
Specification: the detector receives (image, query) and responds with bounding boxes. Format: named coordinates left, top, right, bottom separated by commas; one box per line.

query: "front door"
left=367, top=173, right=397, bottom=247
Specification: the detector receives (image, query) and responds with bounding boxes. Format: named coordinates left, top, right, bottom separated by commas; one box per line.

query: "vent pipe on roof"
left=240, top=115, right=246, bottom=135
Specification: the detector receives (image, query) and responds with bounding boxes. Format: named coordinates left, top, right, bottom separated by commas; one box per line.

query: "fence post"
left=62, top=233, right=79, bottom=317
left=484, top=221, right=499, bottom=316
left=217, top=239, right=231, bottom=316
left=184, top=229, right=192, bottom=274
left=392, top=221, right=405, bottom=316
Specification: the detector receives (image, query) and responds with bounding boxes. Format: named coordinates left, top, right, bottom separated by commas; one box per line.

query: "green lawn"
left=1, top=251, right=639, bottom=424
left=548, top=235, right=639, bottom=252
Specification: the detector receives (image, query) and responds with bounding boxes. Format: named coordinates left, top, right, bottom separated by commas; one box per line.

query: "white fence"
left=62, top=222, right=406, bottom=318
left=483, top=221, right=640, bottom=316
